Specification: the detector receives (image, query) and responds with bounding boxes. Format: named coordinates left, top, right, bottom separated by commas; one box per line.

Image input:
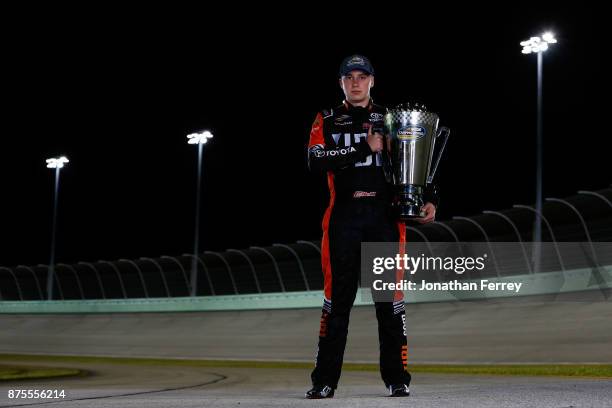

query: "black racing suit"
left=307, top=100, right=436, bottom=389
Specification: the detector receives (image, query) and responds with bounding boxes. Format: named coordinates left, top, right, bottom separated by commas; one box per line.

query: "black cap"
left=339, top=54, right=374, bottom=76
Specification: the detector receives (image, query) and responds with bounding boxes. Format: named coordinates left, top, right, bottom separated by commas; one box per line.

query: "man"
left=305, top=55, right=438, bottom=398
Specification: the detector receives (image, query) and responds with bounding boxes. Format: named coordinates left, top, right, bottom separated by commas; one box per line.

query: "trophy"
left=383, top=103, right=450, bottom=219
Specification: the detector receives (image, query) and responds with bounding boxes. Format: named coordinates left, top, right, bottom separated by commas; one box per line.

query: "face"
left=339, top=70, right=374, bottom=105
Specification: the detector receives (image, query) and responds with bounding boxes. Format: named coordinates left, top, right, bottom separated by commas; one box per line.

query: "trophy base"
left=398, top=204, right=425, bottom=219
left=397, top=185, right=425, bottom=221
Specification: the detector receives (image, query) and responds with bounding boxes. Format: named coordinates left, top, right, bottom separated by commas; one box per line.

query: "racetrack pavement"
left=1, top=359, right=611, bottom=408
left=1, top=292, right=611, bottom=406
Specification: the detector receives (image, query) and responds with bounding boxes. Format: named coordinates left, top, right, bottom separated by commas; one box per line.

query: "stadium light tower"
left=45, top=156, right=69, bottom=300
left=187, top=130, right=213, bottom=297
left=521, top=32, right=557, bottom=272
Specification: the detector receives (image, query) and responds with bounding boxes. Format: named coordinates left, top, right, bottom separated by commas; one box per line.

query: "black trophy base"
left=397, top=185, right=425, bottom=221
left=398, top=204, right=425, bottom=219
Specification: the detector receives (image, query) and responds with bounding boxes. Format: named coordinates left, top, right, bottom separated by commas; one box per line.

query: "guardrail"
left=1, top=265, right=610, bottom=314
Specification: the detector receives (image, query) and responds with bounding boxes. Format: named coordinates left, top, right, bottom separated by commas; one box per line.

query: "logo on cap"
left=340, top=54, right=374, bottom=76
left=348, top=56, right=366, bottom=66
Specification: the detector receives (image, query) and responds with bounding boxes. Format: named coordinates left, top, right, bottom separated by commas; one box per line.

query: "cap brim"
left=340, top=68, right=373, bottom=76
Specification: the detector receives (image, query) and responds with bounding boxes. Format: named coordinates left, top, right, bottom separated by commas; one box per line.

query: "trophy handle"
left=427, top=126, right=451, bottom=184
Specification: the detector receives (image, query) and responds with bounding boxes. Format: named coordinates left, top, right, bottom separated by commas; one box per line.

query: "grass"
left=0, top=364, right=82, bottom=381
left=350, top=363, right=612, bottom=378
left=1, top=354, right=611, bottom=379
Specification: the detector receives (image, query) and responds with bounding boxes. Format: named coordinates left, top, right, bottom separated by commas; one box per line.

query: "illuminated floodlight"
left=46, top=156, right=69, bottom=169
left=187, top=130, right=214, bottom=145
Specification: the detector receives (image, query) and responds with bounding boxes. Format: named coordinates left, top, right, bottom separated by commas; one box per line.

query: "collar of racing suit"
left=342, top=98, right=374, bottom=111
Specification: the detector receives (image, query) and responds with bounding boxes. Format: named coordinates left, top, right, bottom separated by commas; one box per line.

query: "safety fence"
left=1, top=188, right=611, bottom=301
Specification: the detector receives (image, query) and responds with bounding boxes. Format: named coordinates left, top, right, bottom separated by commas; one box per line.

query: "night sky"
left=2, top=6, right=609, bottom=267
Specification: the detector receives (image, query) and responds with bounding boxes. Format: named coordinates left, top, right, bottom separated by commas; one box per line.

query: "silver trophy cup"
left=384, top=103, right=450, bottom=219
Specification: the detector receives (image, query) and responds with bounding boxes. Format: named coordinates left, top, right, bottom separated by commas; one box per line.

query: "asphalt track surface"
left=1, top=360, right=611, bottom=408
left=1, top=292, right=611, bottom=407
left=1, top=292, right=611, bottom=363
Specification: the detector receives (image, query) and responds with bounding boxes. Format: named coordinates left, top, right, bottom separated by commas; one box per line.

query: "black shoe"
left=305, top=384, right=335, bottom=399
left=388, top=383, right=410, bottom=397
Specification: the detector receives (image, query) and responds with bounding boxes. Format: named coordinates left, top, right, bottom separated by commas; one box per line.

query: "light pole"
left=520, top=32, right=557, bottom=272
left=187, top=130, right=213, bottom=297
left=45, top=156, right=69, bottom=300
